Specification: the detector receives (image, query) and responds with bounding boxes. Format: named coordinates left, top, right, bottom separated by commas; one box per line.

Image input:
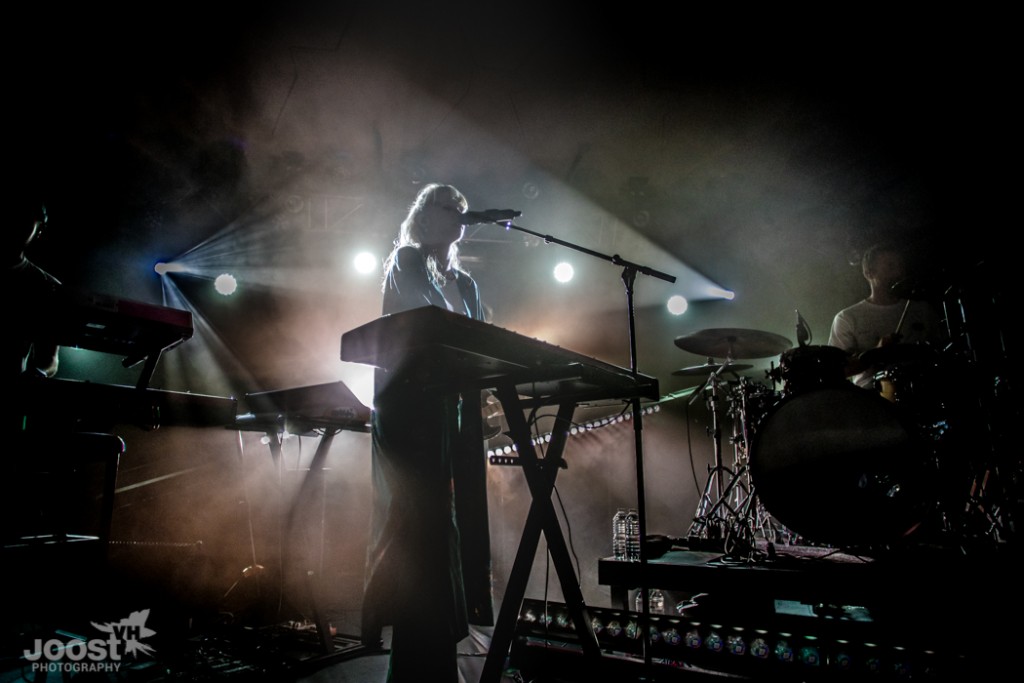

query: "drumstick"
left=893, top=299, right=911, bottom=337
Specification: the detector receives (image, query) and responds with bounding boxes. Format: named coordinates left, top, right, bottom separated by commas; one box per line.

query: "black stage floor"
left=2, top=537, right=1018, bottom=682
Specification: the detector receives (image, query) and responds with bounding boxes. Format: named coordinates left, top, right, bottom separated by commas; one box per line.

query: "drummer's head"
left=862, top=243, right=905, bottom=287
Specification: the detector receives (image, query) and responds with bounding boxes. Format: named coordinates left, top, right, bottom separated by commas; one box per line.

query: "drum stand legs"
left=688, top=461, right=785, bottom=558
left=687, top=377, right=783, bottom=558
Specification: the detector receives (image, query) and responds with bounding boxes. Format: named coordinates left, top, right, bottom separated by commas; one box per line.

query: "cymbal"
left=674, top=328, right=792, bottom=359
left=672, top=362, right=753, bottom=377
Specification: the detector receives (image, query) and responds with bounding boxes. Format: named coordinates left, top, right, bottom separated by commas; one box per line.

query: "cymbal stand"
left=724, top=378, right=786, bottom=551
left=941, top=273, right=1017, bottom=548
left=686, top=364, right=736, bottom=543
left=687, top=372, right=778, bottom=557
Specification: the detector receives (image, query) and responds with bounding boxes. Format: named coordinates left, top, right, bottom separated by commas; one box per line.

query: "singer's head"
left=7, top=186, right=48, bottom=263
left=389, top=183, right=469, bottom=285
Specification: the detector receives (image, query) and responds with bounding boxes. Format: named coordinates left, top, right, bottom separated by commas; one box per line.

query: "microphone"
left=795, top=309, right=812, bottom=347
left=461, top=209, right=522, bottom=225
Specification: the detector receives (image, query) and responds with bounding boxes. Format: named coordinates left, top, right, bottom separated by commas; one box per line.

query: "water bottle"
left=612, top=508, right=627, bottom=560
left=625, top=508, right=641, bottom=561
left=635, top=588, right=665, bottom=614
left=650, top=588, right=665, bottom=614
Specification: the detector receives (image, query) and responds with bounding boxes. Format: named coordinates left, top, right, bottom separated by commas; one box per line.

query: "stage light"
left=625, top=620, right=640, bottom=640
left=706, top=286, right=735, bottom=300
left=864, top=642, right=883, bottom=674
left=353, top=251, right=378, bottom=274
left=553, top=262, right=574, bottom=283
left=727, top=627, right=747, bottom=656
left=833, top=639, right=854, bottom=671
left=774, top=635, right=795, bottom=663
left=667, top=295, right=688, bottom=315
left=684, top=625, right=702, bottom=649
left=799, top=636, right=821, bottom=666
left=891, top=646, right=912, bottom=678
left=154, top=261, right=186, bottom=275
left=214, top=274, right=238, bottom=296
left=706, top=626, right=725, bottom=653
left=750, top=631, right=770, bottom=659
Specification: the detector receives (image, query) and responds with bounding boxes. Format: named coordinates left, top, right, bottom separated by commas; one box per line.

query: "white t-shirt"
left=828, top=298, right=940, bottom=387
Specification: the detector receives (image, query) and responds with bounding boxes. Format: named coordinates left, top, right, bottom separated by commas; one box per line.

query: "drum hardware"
left=685, top=359, right=736, bottom=540
left=674, top=327, right=792, bottom=554
left=723, top=377, right=788, bottom=554
left=958, top=467, right=1005, bottom=544
left=867, top=352, right=1010, bottom=549
left=672, top=359, right=752, bottom=377
left=686, top=368, right=783, bottom=557
left=684, top=359, right=735, bottom=546
left=688, top=457, right=770, bottom=558
left=937, top=262, right=1017, bottom=549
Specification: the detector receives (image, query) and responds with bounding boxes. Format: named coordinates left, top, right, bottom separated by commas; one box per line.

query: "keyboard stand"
left=234, top=382, right=371, bottom=662
left=480, top=383, right=602, bottom=683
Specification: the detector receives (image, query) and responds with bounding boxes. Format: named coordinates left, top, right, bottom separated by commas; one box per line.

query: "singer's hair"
left=8, top=184, right=48, bottom=253
left=383, top=183, right=468, bottom=288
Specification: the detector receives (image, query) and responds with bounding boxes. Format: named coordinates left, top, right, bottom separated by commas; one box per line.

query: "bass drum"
left=750, top=385, right=933, bottom=548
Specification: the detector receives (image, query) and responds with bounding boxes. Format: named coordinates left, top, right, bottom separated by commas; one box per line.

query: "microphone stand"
left=494, top=219, right=676, bottom=669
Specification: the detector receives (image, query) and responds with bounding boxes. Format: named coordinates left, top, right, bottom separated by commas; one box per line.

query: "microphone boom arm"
left=500, top=221, right=677, bottom=284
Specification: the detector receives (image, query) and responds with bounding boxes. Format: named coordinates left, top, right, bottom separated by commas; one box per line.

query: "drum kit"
left=668, top=258, right=1017, bottom=558
left=673, top=328, right=793, bottom=555
left=673, top=322, right=999, bottom=555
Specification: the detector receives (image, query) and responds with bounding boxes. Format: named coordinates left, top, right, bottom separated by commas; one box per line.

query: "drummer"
left=828, top=242, right=942, bottom=389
